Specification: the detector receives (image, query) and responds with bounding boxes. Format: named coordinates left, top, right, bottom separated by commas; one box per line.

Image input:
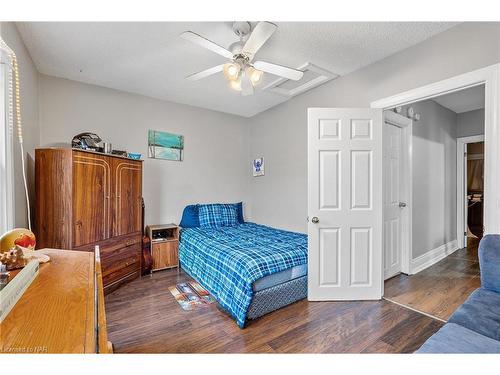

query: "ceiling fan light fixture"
left=223, top=63, right=240, bottom=81
left=246, top=66, right=263, bottom=86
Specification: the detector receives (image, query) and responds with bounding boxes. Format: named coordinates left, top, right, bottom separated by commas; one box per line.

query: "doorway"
left=467, top=142, right=484, bottom=238
left=371, top=64, right=500, bottom=235
left=457, top=136, right=485, bottom=249
left=381, top=84, right=485, bottom=320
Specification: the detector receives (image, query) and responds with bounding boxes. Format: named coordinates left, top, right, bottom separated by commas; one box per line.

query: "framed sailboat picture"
left=148, top=130, right=184, bottom=161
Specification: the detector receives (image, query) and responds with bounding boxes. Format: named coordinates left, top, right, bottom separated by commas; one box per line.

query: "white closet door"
left=383, top=120, right=403, bottom=279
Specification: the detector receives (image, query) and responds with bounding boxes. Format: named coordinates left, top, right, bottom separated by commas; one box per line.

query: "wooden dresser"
left=0, top=249, right=111, bottom=353
left=35, top=148, right=143, bottom=294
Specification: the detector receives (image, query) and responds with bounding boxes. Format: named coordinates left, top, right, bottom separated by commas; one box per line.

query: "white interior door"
left=308, top=108, right=383, bottom=300
left=382, top=111, right=411, bottom=279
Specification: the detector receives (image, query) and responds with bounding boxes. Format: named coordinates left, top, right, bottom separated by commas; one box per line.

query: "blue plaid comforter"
left=179, top=223, right=307, bottom=328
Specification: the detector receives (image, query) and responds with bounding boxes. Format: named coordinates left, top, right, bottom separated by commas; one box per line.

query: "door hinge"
left=464, top=231, right=467, bottom=236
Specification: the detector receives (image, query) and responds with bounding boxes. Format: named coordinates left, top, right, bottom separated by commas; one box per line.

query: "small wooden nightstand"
left=146, top=224, right=179, bottom=272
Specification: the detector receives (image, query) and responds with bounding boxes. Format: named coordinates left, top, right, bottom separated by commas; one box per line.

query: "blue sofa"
left=417, top=234, right=500, bottom=353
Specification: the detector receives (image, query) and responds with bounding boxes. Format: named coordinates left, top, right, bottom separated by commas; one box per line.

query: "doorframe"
left=383, top=111, right=412, bottom=277
left=457, top=135, right=485, bottom=249
left=371, top=63, right=500, bottom=235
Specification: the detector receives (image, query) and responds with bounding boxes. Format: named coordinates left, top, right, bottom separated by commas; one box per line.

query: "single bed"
left=179, top=222, right=308, bottom=328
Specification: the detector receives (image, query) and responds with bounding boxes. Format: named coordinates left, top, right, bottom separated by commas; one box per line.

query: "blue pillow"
left=199, top=204, right=239, bottom=228
left=179, top=204, right=200, bottom=228
left=235, top=202, right=244, bottom=223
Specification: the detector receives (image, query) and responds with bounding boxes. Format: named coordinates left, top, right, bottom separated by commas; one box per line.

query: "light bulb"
left=229, top=77, right=242, bottom=91
left=223, top=63, right=240, bottom=81
left=246, top=66, right=263, bottom=86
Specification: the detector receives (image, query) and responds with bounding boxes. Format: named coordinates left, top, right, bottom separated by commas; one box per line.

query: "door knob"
left=399, top=202, right=407, bottom=208
left=311, top=217, right=319, bottom=224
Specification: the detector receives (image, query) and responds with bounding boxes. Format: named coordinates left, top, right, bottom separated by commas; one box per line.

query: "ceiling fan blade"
left=243, top=22, right=277, bottom=60
left=240, top=71, right=254, bottom=96
left=181, top=31, right=233, bottom=59
left=186, top=64, right=225, bottom=81
left=254, top=61, right=304, bottom=81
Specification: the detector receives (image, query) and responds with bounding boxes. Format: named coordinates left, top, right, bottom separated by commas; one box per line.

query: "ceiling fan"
left=181, top=21, right=304, bottom=96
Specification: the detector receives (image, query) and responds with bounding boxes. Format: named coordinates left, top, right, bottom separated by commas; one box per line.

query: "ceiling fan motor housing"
left=229, top=41, right=245, bottom=55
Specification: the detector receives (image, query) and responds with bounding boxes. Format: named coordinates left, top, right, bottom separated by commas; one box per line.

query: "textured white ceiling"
left=432, top=84, right=485, bottom=114
left=17, top=22, right=458, bottom=117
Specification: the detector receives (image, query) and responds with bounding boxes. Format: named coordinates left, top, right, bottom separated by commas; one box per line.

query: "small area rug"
left=169, top=281, right=216, bottom=311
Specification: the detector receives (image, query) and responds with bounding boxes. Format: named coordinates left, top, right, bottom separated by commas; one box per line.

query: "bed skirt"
left=247, top=275, right=308, bottom=320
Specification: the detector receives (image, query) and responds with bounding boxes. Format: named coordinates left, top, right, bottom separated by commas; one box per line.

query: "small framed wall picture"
left=148, top=129, right=184, bottom=161
left=253, top=157, right=265, bottom=177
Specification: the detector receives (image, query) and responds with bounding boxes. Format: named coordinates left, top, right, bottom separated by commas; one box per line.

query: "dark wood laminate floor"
left=384, top=238, right=481, bottom=321
left=105, top=268, right=442, bottom=353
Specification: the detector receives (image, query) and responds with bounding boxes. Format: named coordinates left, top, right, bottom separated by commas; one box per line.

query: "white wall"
left=457, top=108, right=485, bottom=137
left=38, top=75, right=250, bottom=226
left=248, top=22, right=500, bottom=233
left=0, top=22, right=40, bottom=229
left=402, top=101, right=457, bottom=258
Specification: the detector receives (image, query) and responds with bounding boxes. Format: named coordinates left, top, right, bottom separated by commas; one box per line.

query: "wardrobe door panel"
left=35, top=148, right=73, bottom=249
left=72, top=152, right=111, bottom=247
left=112, top=159, right=142, bottom=237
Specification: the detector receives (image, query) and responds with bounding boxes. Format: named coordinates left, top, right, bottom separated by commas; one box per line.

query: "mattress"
left=179, top=223, right=307, bottom=327
left=253, top=264, right=307, bottom=292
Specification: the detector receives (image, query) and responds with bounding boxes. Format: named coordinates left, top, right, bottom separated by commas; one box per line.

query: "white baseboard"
left=410, top=239, right=459, bottom=274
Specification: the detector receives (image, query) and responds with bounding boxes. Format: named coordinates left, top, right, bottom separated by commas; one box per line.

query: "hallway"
left=384, top=238, right=481, bottom=321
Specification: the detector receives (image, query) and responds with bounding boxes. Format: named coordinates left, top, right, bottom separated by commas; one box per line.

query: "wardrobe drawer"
left=101, top=242, right=141, bottom=266
left=103, top=270, right=141, bottom=295
left=73, top=232, right=141, bottom=253
left=102, top=254, right=140, bottom=278
left=74, top=232, right=142, bottom=290
left=102, top=261, right=140, bottom=286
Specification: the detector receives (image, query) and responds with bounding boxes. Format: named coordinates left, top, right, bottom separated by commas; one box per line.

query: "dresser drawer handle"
left=125, top=258, right=138, bottom=267
left=125, top=240, right=135, bottom=247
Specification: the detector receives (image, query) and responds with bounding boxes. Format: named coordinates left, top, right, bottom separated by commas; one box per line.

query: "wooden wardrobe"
left=35, top=148, right=143, bottom=293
